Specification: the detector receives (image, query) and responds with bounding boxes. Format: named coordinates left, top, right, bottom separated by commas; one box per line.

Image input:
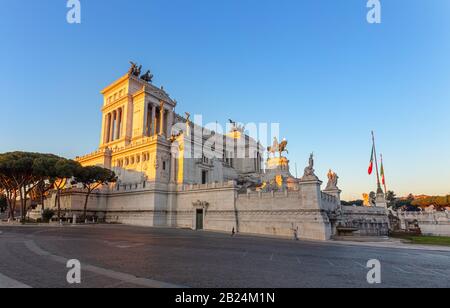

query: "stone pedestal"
left=298, top=178, right=322, bottom=210
left=375, top=190, right=388, bottom=208
left=323, top=188, right=342, bottom=210
left=262, top=157, right=298, bottom=190
left=266, top=157, right=289, bottom=172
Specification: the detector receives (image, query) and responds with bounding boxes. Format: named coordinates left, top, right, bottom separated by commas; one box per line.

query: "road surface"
left=0, top=225, right=448, bottom=288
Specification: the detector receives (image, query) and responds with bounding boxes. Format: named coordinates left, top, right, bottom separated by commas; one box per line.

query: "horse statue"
left=279, top=139, right=288, bottom=156
left=128, top=61, right=142, bottom=77
left=267, top=137, right=279, bottom=158
left=140, top=70, right=153, bottom=83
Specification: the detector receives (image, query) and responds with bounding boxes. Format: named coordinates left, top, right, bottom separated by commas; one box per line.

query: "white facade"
left=52, top=68, right=390, bottom=241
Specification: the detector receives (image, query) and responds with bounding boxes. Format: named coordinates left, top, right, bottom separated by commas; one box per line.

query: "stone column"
left=111, top=111, right=117, bottom=142
left=119, top=107, right=124, bottom=138
left=167, top=109, right=174, bottom=137
left=145, top=104, right=151, bottom=136
left=159, top=101, right=165, bottom=136
left=170, top=145, right=177, bottom=183
left=108, top=112, right=113, bottom=142
left=116, top=109, right=122, bottom=140
left=151, top=104, right=156, bottom=136
left=105, top=113, right=111, bottom=143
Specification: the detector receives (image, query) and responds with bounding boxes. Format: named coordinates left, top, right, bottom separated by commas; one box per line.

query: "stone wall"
left=174, top=182, right=237, bottom=231
left=339, top=206, right=390, bottom=236
left=44, top=179, right=341, bottom=241
left=393, top=211, right=450, bottom=236
left=235, top=190, right=332, bottom=240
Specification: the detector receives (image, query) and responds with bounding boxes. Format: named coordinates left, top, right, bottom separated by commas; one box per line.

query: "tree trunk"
left=54, top=189, right=61, bottom=220
left=83, top=191, right=90, bottom=222
left=41, top=192, right=45, bottom=212
left=19, top=185, right=25, bottom=222
left=7, top=197, right=14, bottom=220
left=22, top=188, right=28, bottom=222
left=57, top=190, right=61, bottom=220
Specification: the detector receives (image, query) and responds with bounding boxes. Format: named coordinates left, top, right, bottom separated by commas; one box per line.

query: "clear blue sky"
left=1, top=0, right=449, bottom=200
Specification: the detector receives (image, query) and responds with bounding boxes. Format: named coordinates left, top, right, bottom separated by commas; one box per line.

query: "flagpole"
left=372, top=131, right=383, bottom=194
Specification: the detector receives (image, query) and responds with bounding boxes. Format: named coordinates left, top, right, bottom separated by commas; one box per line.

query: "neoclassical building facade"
left=77, top=69, right=263, bottom=187
left=49, top=65, right=390, bottom=241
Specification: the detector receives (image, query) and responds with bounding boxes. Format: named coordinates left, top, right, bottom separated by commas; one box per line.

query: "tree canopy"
left=75, top=166, right=117, bottom=220
left=411, top=195, right=450, bottom=209
left=0, top=151, right=115, bottom=222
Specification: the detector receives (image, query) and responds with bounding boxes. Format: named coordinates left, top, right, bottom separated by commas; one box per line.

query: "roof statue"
left=128, top=61, right=142, bottom=77
left=279, top=138, right=288, bottom=156
left=140, top=70, right=153, bottom=83
left=267, top=137, right=279, bottom=159
left=301, top=153, right=319, bottom=181
left=267, top=137, right=289, bottom=159
left=325, top=169, right=339, bottom=190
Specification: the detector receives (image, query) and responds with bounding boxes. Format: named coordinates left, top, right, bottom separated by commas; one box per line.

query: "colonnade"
left=104, top=107, right=123, bottom=143
left=145, top=102, right=174, bottom=138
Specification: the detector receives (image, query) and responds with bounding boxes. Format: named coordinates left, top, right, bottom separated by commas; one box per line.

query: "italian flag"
left=380, top=156, right=386, bottom=185
left=368, top=145, right=374, bottom=175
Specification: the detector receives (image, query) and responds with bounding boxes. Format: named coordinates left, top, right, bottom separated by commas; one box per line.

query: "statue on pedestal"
left=369, top=191, right=377, bottom=207
left=304, top=153, right=315, bottom=176
left=325, top=169, right=339, bottom=190
left=363, top=193, right=370, bottom=207
left=301, top=153, right=319, bottom=181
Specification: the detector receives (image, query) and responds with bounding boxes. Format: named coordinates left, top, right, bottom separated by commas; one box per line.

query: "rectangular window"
left=202, top=170, right=208, bottom=185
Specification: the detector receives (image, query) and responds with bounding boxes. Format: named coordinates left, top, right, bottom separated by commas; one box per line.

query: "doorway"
left=196, top=209, right=204, bottom=230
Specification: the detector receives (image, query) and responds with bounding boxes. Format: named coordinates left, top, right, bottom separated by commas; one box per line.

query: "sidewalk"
left=331, top=238, right=450, bottom=252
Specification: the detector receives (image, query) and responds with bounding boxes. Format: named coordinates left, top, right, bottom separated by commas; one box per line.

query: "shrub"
left=42, top=209, right=55, bottom=223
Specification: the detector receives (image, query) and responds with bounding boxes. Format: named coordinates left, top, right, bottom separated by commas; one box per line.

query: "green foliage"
left=386, top=190, right=398, bottom=209
left=391, top=234, right=450, bottom=247
left=42, top=209, right=55, bottom=222
left=74, top=165, right=116, bottom=220
left=341, top=200, right=363, bottom=206
left=411, top=195, right=450, bottom=209
left=0, top=151, right=81, bottom=220
left=74, top=166, right=117, bottom=189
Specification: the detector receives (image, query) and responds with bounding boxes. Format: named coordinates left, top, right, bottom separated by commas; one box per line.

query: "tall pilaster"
left=104, top=113, right=111, bottom=144
left=151, top=105, right=156, bottom=136
left=159, top=101, right=165, bottom=137
left=167, top=109, right=174, bottom=137
left=110, top=111, right=116, bottom=142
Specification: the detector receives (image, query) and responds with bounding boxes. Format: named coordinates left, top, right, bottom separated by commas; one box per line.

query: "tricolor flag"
left=368, top=145, right=374, bottom=175
left=380, top=155, right=386, bottom=185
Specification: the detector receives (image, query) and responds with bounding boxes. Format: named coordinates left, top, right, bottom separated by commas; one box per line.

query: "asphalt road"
left=0, top=225, right=448, bottom=288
